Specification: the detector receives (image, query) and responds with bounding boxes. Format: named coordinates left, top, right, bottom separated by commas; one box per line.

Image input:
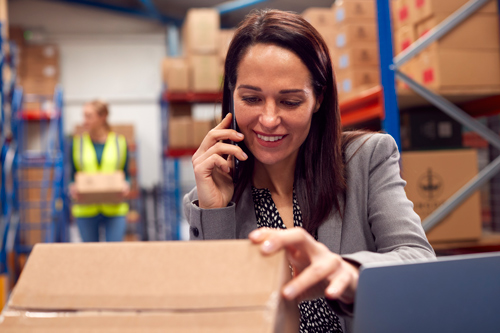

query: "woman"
left=183, top=9, right=435, bottom=333
left=69, top=100, right=130, bottom=242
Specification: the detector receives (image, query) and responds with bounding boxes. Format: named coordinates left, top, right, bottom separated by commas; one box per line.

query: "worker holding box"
left=69, top=100, right=129, bottom=242
left=184, top=9, right=435, bottom=333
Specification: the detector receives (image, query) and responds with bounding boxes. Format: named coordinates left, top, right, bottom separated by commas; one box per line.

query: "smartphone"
left=230, top=95, right=240, bottom=184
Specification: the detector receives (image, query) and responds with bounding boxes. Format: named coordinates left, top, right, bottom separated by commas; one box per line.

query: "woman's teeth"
left=257, top=134, right=284, bottom=142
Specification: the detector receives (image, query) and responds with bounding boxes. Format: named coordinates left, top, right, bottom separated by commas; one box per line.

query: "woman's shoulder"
left=342, top=132, right=398, bottom=166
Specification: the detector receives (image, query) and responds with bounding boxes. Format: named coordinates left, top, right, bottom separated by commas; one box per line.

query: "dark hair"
left=222, top=9, right=366, bottom=234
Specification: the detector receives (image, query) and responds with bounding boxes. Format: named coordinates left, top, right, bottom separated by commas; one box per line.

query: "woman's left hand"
left=249, top=227, right=359, bottom=304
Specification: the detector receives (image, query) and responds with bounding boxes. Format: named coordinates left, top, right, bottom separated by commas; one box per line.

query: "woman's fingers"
left=325, top=261, right=359, bottom=303
left=194, top=153, right=233, bottom=177
left=194, top=141, right=248, bottom=166
left=249, top=227, right=315, bottom=255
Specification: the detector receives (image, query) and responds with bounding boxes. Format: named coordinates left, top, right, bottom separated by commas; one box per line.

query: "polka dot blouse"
left=252, top=187, right=343, bottom=333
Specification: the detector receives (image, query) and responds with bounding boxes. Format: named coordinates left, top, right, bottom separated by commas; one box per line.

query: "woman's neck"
left=252, top=154, right=297, bottom=197
left=88, top=127, right=109, bottom=143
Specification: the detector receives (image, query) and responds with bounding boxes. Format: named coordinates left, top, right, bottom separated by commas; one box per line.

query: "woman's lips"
left=254, top=131, right=287, bottom=148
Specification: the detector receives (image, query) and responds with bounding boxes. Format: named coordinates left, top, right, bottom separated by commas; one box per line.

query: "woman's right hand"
left=192, top=113, right=248, bottom=209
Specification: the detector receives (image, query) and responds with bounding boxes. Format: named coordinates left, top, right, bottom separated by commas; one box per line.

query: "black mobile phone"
left=230, top=95, right=240, bottom=184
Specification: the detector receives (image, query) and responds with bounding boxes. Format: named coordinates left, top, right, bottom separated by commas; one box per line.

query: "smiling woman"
left=183, top=9, right=435, bottom=333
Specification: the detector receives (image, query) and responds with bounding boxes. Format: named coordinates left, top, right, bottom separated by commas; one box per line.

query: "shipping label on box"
left=412, top=0, right=498, bottom=23
left=401, top=149, right=482, bottom=242
left=416, top=13, right=499, bottom=50
left=0, top=241, right=299, bottom=332
left=335, top=44, right=379, bottom=70
left=183, top=8, right=220, bottom=55
left=335, top=23, right=378, bottom=48
left=333, top=0, right=376, bottom=24
left=75, top=171, right=126, bottom=204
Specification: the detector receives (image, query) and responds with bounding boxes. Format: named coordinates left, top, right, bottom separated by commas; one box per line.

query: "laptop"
left=353, top=252, right=500, bottom=333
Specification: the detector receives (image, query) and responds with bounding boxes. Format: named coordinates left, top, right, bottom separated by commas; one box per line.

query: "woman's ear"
left=314, top=91, right=325, bottom=113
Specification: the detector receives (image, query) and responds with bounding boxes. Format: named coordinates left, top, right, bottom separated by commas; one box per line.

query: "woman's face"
left=83, top=104, right=103, bottom=132
left=233, top=43, right=320, bottom=167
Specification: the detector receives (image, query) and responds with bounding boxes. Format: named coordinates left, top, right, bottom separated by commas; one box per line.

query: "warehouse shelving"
left=339, top=0, right=500, bottom=251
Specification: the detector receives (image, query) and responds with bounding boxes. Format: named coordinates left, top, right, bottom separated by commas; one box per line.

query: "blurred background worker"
left=69, top=100, right=130, bottom=242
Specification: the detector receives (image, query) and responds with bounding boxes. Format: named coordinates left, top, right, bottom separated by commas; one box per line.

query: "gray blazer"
left=183, top=133, right=435, bottom=332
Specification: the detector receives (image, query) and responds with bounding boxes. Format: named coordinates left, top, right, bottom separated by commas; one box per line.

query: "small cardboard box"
left=333, top=0, right=376, bottom=25
left=412, top=0, right=498, bottom=23
left=18, top=76, right=58, bottom=96
left=162, top=57, right=190, bottom=92
left=168, top=116, right=194, bottom=149
left=193, top=120, right=215, bottom=147
left=401, top=149, right=482, bottom=243
left=416, top=13, right=499, bottom=50
left=335, top=23, right=378, bottom=49
left=75, top=171, right=125, bottom=204
left=392, top=0, right=415, bottom=29
left=183, top=8, right=220, bottom=55
left=394, top=25, right=416, bottom=55
left=336, top=68, right=380, bottom=97
left=302, top=7, right=336, bottom=28
left=112, top=124, right=135, bottom=144
left=418, top=47, right=500, bottom=92
left=189, top=54, right=222, bottom=92
left=0, top=240, right=299, bottom=332
left=334, top=44, right=379, bottom=70
left=396, top=57, right=420, bottom=92
left=219, top=29, right=235, bottom=61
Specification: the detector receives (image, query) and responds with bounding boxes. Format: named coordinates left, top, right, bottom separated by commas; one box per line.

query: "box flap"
left=9, top=240, right=289, bottom=312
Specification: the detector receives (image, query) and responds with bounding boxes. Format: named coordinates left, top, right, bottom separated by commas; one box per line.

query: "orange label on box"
left=399, top=7, right=408, bottom=21
left=423, top=68, right=434, bottom=84
left=416, top=0, right=425, bottom=8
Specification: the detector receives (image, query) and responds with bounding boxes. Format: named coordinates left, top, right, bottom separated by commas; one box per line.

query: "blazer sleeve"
left=183, top=187, right=237, bottom=240
left=342, top=134, right=436, bottom=266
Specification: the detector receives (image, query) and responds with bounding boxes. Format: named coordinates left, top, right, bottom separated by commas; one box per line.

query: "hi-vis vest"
left=72, top=132, right=129, bottom=218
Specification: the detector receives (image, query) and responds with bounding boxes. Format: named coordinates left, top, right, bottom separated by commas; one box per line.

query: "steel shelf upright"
left=375, top=0, right=500, bottom=235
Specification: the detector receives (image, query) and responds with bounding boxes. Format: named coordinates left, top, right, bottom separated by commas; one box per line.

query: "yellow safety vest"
left=72, top=132, right=129, bottom=218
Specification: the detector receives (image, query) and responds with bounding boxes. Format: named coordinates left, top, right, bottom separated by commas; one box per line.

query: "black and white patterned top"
left=252, top=187, right=343, bottom=333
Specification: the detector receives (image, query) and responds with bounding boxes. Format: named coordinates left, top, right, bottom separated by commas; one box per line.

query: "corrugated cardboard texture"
left=75, top=171, right=125, bottom=204
left=3, top=240, right=299, bottom=332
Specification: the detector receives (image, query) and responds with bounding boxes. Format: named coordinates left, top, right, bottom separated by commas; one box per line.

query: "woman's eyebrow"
left=237, top=85, right=305, bottom=94
left=237, top=84, right=261, bottom=91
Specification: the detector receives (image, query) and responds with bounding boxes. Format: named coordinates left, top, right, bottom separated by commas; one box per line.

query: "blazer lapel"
left=235, top=181, right=258, bottom=239
left=317, top=195, right=344, bottom=255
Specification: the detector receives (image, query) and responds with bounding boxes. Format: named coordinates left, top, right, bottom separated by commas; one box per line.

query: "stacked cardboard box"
left=17, top=167, right=55, bottom=246
left=393, top=0, right=500, bottom=94
left=168, top=103, right=215, bottom=149
left=330, top=0, right=380, bottom=102
left=302, top=7, right=337, bottom=55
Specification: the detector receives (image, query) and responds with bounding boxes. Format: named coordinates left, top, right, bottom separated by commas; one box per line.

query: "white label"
left=339, top=54, right=349, bottom=69
left=336, top=8, right=345, bottom=22
left=438, top=122, right=453, bottom=138
left=342, top=79, right=352, bottom=93
left=43, top=65, right=56, bottom=77
left=336, top=33, right=346, bottom=48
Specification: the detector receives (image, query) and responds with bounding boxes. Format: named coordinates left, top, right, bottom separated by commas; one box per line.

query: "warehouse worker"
left=184, top=9, right=435, bottom=333
left=69, top=100, right=129, bottom=242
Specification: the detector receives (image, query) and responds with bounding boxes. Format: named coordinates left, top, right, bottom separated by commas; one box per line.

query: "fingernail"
left=327, top=287, right=339, bottom=296
left=226, top=113, right=231, bottom=118
left=242, top=152, right=248, bottom=159
left=283, top=285, right=296, bottom=299
left=236, top=132, right=244, bottom=138
left=249, top=230, right=261, bottom=240
left=262, top=240, right=275, bottom=253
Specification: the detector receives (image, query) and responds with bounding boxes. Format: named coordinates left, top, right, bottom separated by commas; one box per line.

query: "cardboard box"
left=75, top=171, right=126, bottom=204
left=168, top=116, right=194, bottom=149
left=418, top=47, right=500, bottom=92
left=193, top=120, right=215, bottom=147
left=19, top=186, right=54, bottom=202
left=0, top=240, right=299, bottom=332
left=18, top=76, right=58, bottom=95
left=392, top=0, right=414, bottom=29
left=396, top=57, right=420, bottom=92
left=335, top=23, right=378, bottom=48
left=183, top=8, right=220, bottom=55
left=189, top=54, right=222, bottom=92
left=394, top=25, right=416, bottom=55
left=401, top=149, right=482, bottom=242
left=400, top=107, right=463, bottom=150
left=111, top=124, right=135, bottom=144
left=219, top=29, right=235, bottom=61
left=162, top=57, right=190, bottom=92
left=302, top=7, right=336, bottom=28
left=333, top=0, right=376, bottom=24
left=18, top=167, right=54, bottom=182
left=19, top=208, right=50, bottom=246
left=412, top=0, right=498, bottom=23
left=415, top=13, right=499, bottom=50
left=336, top=68, right=380, bottom=97
left=315, top=26, right=337, bottom=53
left=0, top=0, right=9, bottom=38
left=334, top=44, right=379, bottom=70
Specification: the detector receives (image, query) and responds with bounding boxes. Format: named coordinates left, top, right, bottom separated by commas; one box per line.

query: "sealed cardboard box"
left=392, top=0, right=414, bottom=29
left=18, top=167, right=54, bottom=182
left=336, top=68, right=380, bottom=97
left=396, top=57, right=420, bottom=92
left=168, top=116, right=194, bottom=149
left=111, top=124, right=135, bottom=144
left=183, top=8, right=220, bottom=55
left=401, top=149, right=482, bottom=242
left=394, top=25, right=416, bottom=55
left=334, top=44, right=379, bottom=70
left=418, top=47, right=500, bottom=92
left=189, top=54, right=222, bottom=92
left=0, top=240, right=299, bottom=332
left=75, top=171, right=126, bottom=204
left=333, top=0, right=376, bottom=24
left=415, top=13, right=499, bottom=50
left=162, top=57, right=190, bottom=92
left=302, top=7, right=335, bottom=28
left=335, top=23, right=378, bottom=48
left=193, top=120, right=215, bottom=147
left=18, top=76, right=57, bottom=95
left=412, top=0, right=498, bottom=23
left=315, top=26, right=337, bottom=53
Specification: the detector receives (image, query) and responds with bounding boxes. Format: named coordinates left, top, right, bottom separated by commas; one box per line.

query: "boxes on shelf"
left=396, top=57, right=420, bottom=92
left=418, top=46, right=500, bottom=93
left=392, top=0, right=414, bottom=29
left=182, top=8, right=220, bottom=55
left=334, top=44, right=379, bottom=70
left=74, top=171, right=126, bottom=204
left=400, top=107, right=463, bottom=150
left=0, top=241, right=299, bottom=332
left=415, top=13, right=499, bottom=50
left=336, top=68, right=380, bottom=101
left=334, top=22, right=378, bottom=49
left=111, top=124, right=135, bottom=144
left=394, top=24, right=416, bottom=55
left=161, top=57, right=190, bottom=92
left=333, top=0, right=376, bottom=24
left=401, top=149, right=482, bottom=243
left=168, top=116, right=194, bottom=149
left=302, top=7, right=335, bottom=28
left=219, top=29, right=235, bottom=62
left=18, top=77, right=58, bottom=96
left=189, top=54, right=222, bottom=92
left=412, top=0, right=498, bottom=23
